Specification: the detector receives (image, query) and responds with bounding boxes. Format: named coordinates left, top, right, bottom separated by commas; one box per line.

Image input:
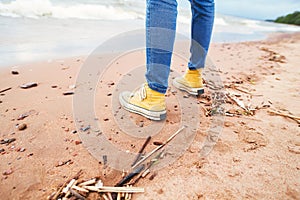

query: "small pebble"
left=2, top=169, right=13, bottom=176
left=75, top=140, right=82, bottom=145
left=149, top=172, right=157, bottom=180
left=0, top=148, right=5, bottom=153
left=71, top=130, right=77, bottom=134
left=17, top=123, right=27, bottom=131
left=20, top=82, right=38, bottom=89
left=63, top=91, right=74, bottom=95
left=157, top=188, right=164, bottom=194
left=80, top=125, right=90, bottom=132
left=171, top=90, right=177, bottom=94
left=153, top=141, right=163, bottom=146
left=138, top=121, right=144, bottom=127
left=68, top=85, right=76, bottom=89
left=103, top=118, right=109, bottom=122
left=0, top=138, right=16, bottom=145
left=27, top=153, right=33, bottom=157
left=17, top=113, right=29, bottom=120
left=11, top=70, right=19, bottom=75
left=224, top=122, right=234, bottom=127
left=20, top=148, right=26, bottom=152
left=233, top=157, right=241, bottom=162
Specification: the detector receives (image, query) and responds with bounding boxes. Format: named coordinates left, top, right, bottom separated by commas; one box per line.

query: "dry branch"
left=0, top=87, right=12, bottom=94
left=268, top=109, right=300, bottom=124
left=82, top=186, right=144, bottom=193
left=131, top=126, right=186, bottom=169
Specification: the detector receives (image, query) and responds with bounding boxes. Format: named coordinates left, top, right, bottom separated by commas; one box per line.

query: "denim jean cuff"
left=188, top=62, right=205, bottom=70
left=148, top=82, right=167, bottom=94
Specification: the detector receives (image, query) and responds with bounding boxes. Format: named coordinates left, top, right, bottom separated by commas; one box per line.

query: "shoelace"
left=139, top=84, right=147, bottom=101
left=130, top=83, right=147, bottom=101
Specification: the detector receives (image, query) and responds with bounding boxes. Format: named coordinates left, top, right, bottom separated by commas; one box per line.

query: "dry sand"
left=0, top=33, right=299, bottom=200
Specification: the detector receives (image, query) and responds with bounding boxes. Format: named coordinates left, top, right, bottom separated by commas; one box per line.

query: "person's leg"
left=145, top=0, right=178, bottom=94
left=173, top=0, right=214, bottom=95
left=189, top=0, right=215, bottom=70
left=119, top=0, right=178, bottom=121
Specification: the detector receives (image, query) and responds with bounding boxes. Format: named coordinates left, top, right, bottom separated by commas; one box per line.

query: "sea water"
left=0, top=0, right=299, bottom=67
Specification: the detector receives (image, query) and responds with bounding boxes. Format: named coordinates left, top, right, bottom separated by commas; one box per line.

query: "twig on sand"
left=115, top=165, right=145, bottom=187
left=131, top=136, right=151, bottom=167
left=78, top=178, right=97, bottom=186
left=50, top=170, right=82, bottom=200
left=69, top=189, right=86, bottom=200
left=226, top=93, right=248, bottom=111
left=131, top=126, right=186, bottom=169
left=0, top=87, right=12, bottom=94
left=82, top=186, right=144, bottom=193
left=268, top=109, right=300, bottom=124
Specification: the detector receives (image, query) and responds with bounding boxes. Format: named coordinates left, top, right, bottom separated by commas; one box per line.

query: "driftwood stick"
left=226, top=93, right=248, bottom=111
left=125, top=192, right=129, bottom=200
left=131, top=136, right=151, bottom=167
left=62, top=179, right=76, bottom=194
left=132, top=126, right=186, bottom=169
left=69, top=189, right=86, bottom=200
left=51, top=170, right=82, bottom=200
left=115, top=164, right=145, bottom=187
left=72, top=185, right=89, bottom=193
left=65, top=180, right=78, bottom=198
left=83, top=186, right=144, bottom=193
left=102, top=194, right=110, bottom=200
left=78, top=178, right=96, bottom=186
left=268, top=110, right=300, bottom=123
left=130, top=150, right=164, bottom=185
left=117, top=193, right=121, bottom=200
left=125, top=185, right=132, bottom=200
left=107, top=193, right=114, bottom=200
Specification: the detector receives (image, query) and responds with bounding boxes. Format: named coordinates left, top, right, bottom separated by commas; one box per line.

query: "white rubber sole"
left=119, top=91, right=166, bottom=121
left=172, top=78, right=204, bottom=96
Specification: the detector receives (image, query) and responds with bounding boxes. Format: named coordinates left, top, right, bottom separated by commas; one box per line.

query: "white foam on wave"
left=241, top=18, right=300, bottom=32
left=178, top=14, right=228, bottom=26
left=0, top=0, right=138, bottom=20
left=215, top=17, right=228, bottom=26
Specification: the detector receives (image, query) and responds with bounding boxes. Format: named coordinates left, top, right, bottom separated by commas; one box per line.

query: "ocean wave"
left=0, top=0, right=139, bottom=20
left=241, top=18, right=300, bottom=32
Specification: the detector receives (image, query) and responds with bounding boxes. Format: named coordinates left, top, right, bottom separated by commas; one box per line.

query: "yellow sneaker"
left=173, top=69, right=204, bottom=95
left=119, top=83, right=166, bottom=121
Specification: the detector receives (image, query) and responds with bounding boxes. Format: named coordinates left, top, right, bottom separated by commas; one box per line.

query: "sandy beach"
left=0, top=32, right=299, bottom=199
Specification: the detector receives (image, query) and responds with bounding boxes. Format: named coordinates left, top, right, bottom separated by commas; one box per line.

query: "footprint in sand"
left=238, top=128, right=268, bottom=152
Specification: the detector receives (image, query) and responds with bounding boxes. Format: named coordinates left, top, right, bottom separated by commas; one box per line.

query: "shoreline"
left=0, top=32, right=299, bottom=199
left=0, top=31, right=298, bottom=69
left=1, top=13, right=299, bottom=68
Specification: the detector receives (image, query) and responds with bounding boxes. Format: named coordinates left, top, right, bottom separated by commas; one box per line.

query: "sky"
left=178, top=0, right=300, bottom=20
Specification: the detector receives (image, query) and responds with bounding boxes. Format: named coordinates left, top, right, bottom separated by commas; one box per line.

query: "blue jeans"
left=145, top=0, right=215, bottom=94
